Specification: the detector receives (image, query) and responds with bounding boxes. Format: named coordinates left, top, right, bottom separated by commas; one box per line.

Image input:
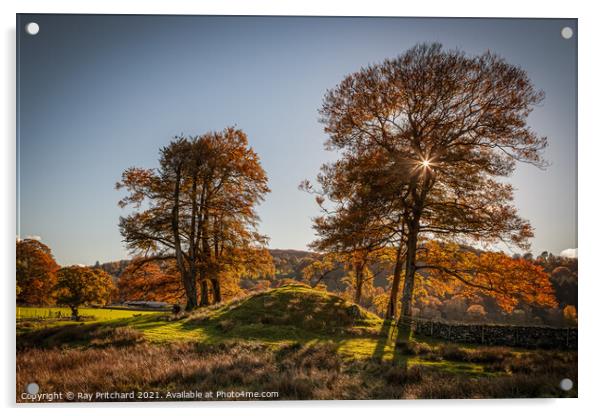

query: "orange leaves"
left=16, top=239, right=60, bottom=305
left=302, top=253, right=338, bottom=286
left=415, top=241, right=557, bottom=313
left=221, top=247, right=275, bottom=281
left=118, top=260, right=184, bottom=303
left=56, top=266, right=116, bottom=310
left=116, top=167, right=159, bottom=208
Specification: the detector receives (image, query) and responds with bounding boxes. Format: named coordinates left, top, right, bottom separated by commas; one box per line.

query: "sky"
left=17, top=15, right=577, bottom=266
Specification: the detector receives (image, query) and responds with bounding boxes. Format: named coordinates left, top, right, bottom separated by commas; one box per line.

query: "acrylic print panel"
left=16, top=14, right=577, bottom=402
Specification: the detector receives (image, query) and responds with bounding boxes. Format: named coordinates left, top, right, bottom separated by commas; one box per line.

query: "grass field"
left=16, top=284, right=577, bottom=401
left=17, top=306, right=159, bottom=321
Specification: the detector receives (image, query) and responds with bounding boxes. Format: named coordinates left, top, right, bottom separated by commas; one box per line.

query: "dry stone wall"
left=400, top=317, right=577, bottom=349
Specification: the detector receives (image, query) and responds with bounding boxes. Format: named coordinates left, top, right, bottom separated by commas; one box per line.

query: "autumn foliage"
left=308, top=43, right=549, bottom=320
left=414, top=241, right=557, bottom=313
left=117, top=127, right=272, bottom=309
left=55, top=266, right=116, bottom=319
left=118, top=260, right=184, bottom=303
left=16, top=239, right=59, bottom=305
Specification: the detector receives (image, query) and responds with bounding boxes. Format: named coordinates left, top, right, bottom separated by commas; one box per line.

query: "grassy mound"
left=193, top=284, right=382, bottom=337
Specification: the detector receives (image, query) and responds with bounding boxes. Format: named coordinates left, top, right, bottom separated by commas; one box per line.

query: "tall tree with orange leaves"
left=117, top=128, right=270, bottom=309
left=317, top=43, right=547, bottom=319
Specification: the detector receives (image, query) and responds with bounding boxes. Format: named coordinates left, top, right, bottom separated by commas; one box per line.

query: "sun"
left=420, top=159, right=431, bottom=168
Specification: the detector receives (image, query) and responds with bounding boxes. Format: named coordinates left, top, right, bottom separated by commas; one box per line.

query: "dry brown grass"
left=17, top=341, right=359, bottom=401
left=17, top=337, right=577, bottom=402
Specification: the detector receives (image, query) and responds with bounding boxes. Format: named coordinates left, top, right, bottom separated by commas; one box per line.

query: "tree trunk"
left=211, top=278, right=222, bottom=304
left=183, top=271, right=198, bottom=311
left=185, top=175, right=199, bottom=311
left=200, top=279, right=210, bottom=306
left=401, top=222, right=419, bottom=318
left=171, top=164, right=198, bottom=310
left=199, top=206, right=212, bottom=307
left=353, top=264, right=364, bottom=305
left=385, top=243, right=404, bottom=320
left=70, top=305, right=79, bottom=321
left=399, top=174, right=432, bottom=319
left=210, top=216, right=222, bottom=305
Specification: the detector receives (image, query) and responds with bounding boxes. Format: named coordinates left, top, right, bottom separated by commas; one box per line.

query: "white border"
left=2, top=1, right=600, bottom=415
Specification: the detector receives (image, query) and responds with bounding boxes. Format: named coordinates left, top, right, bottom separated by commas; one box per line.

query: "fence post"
left=430, top=320, right=434, bottom=337
left=566, top=328, right=570, bottom=348
left=481, top=325, right=485, bottom=344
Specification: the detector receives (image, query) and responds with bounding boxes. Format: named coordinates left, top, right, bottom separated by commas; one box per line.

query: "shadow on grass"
left=392, top=321, right=411, bottom=369
left=16, top=321, right=147, bottom=350
left=371, top=319, right=396, bottom=362
left=371, top=319, right=412, bottom=369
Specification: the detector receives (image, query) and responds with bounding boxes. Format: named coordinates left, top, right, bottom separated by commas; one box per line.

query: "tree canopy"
left=56, top=266, right=115, bottom=320
left=16, top=239, right=59, bottom=305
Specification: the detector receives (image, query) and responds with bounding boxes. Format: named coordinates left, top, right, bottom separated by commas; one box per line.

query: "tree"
left=302, top=253, right=340, bottom=287
left=414, top=241, right=557, bottom=313
left=118, top=259, right=184, bottom=303
left=302, top=251, right=375, bottom=304
left=55, top=266, right=115, bottom=320
left=550, top=266, right=578, bottom=308
left=209, top=246, right=275, bottom=301
left=16, top=239, right=59, bottom=305
left=117, top=127, right=270, bottom=309
left=563, top=305, right=577, bottom=326
left=301, top=150, right=402, bottom=306
left=318, top=43, right=547, bottom=319
left=466, top=304, right=486, bottom=321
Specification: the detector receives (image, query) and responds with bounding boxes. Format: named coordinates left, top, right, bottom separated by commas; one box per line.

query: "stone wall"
left=400, top=317, right=577, bottom=350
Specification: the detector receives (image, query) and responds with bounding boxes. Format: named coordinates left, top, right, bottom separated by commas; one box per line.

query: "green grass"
left=16, top=306, right=162, bottom=335
left=17, top=306, right=159, bottom=321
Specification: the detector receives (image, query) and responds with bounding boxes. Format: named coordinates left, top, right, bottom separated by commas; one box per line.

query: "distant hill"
left=269, top=248, right=315, bottom=279
left=93, top=259, right=131, bottom=279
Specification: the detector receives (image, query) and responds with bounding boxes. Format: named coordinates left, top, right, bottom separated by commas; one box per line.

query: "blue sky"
left=17, top=15, right=577, bottom=265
